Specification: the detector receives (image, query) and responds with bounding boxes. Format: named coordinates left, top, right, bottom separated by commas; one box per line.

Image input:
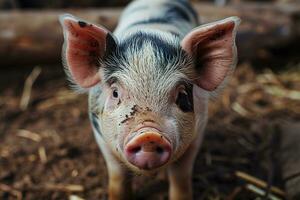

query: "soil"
left=0, top=64, right=299, bottom=200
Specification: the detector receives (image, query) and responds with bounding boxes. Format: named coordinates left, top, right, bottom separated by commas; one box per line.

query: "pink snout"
left=124, top=132, right=172, bottom=170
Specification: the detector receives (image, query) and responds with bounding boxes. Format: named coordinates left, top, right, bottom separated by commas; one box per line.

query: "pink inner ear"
left=182, top=20, right=237, bottom=91
left=63, top=19, right=108, bottom=88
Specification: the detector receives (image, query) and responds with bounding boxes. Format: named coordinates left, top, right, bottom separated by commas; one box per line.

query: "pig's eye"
left=112, top=88, right=119, bottom=98
left=110, top=83, right=122, bottom=100
left=175, top=85, right=193, bottom=112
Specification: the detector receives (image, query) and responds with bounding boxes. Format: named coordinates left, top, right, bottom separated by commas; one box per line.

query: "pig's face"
left=60, top=15, right=239, bottom=173
left=99, top=83, right=196, bottom=172
left=94, top=35, right=202, bottom=173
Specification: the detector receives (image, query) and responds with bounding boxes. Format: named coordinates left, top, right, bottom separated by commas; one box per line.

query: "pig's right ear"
left=181, top=17, right=240, bottom=92
left=59, top=14, right=117, bottom=89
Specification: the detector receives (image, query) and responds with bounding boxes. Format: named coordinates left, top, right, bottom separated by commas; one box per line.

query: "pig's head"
left=59, top=14, right=240, bottom=174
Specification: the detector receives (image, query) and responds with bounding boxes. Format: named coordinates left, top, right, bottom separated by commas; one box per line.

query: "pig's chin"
left=125, top=160, right=170, bottom=175
left=122, top=127, right=173, bottom=173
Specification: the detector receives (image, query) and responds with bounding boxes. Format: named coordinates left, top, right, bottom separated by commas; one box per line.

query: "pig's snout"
left=124, top=132, right=172, bottom=170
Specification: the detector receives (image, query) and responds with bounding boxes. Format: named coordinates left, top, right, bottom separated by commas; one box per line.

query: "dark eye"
left=112, top=88, right=119, bottom=98
left=175, top=85, right=193, bottom=112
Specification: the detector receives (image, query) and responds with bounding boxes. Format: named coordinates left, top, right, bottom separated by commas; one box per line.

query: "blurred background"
left=0, top=0, right=300, bottom=199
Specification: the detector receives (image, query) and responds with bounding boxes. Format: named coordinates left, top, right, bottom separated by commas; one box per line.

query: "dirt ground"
left=0, top=63, right=299, bottom=200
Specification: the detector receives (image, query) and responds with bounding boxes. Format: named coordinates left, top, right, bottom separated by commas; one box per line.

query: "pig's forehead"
left=103, top=31, right=193, bottom=86
left=118, top=31, right=180, bottom=57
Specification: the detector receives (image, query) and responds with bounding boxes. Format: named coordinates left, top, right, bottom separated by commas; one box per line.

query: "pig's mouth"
left=123, top=122, right=172, bottom=170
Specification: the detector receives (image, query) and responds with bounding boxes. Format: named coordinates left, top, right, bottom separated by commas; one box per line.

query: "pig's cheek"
left=100, top=115, right=120, bottom=153
left=104, top=98, right=119, bottom=111
left=101, top=102, right=120, bottom=141
left=117, top=123, right=132, bottom=150
left=164, top=118, right=180, bottom=151
left=168, top=109, right=196, bottom=159
left=101, top=108, right=126, bottom=150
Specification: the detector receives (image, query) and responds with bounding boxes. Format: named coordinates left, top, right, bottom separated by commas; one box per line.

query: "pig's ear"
left=181, top=17, right=240, bottom=91
left=59, top=14, right=117, bottom=88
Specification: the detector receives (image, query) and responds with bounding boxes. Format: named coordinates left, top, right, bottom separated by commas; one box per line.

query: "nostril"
left=156, top=146, right=164, bottom=154
left=130, top=146, right=141, bottom=153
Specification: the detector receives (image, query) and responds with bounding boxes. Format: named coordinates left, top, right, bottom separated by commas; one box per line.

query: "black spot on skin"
left=121, top=114, right=132, bottom=124
left=165, top=4, right=190, bottom=21
left=120, top=117, right=131, bottom=124
left=192, top=44, right=208, bottom=73
left=127, top=1, right=199, bottom=29
left=120, top=32, right=179, bottom=60
left=128, top=18, right=171, bottom=28
left=175, top=0, right=199, bottom=23
left=102, top=32, right=190, bottom=82
left=130, top=105, right=139, bottom=116
left=169, top=31, right=180, bottom=38
left=104, top=33, right=117, bottom=58
left=101, top=34, right=122, bottom=80
left=132, top=105, right=138, bottom=111
left=78, top=21, right=87, bottom=28
left=176, top=83, right=194, bottom=112
left=88, top=58, right=100, bottom=67
left=91, top=113, right=102, bottom=136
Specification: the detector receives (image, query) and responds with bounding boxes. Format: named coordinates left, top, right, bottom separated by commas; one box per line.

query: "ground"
left=0, top=63, right=299, bottom=200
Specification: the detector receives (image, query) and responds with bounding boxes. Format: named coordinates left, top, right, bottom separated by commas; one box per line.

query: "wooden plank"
left=0, top=3, right=299, bottom=67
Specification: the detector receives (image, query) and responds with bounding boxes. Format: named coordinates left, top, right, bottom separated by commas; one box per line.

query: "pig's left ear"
left=59, top=14, right=117, bottom=89
left=181, top=17, right=240, bottom=91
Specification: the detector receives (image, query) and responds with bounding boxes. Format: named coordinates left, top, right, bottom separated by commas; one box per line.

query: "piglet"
left=59, top=0, right=240, bottom=199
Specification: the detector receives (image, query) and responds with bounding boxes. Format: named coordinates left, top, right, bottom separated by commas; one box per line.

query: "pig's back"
left=114, top=0, right=199, bottom=40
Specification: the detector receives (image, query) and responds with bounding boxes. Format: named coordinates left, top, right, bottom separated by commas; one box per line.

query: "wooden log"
left=194, top=3, right=300, bottom=60
left=0, top=0, right=131, bottom=9
left=0, top=9, right=120, bottom=67
left=0, top=3, right=299, bottom=67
